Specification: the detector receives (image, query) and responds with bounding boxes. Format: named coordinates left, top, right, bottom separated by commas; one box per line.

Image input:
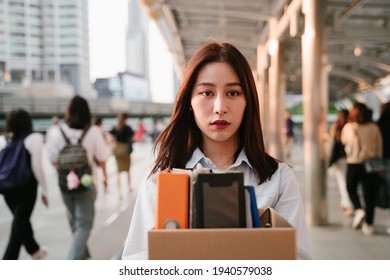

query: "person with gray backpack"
left=46, top=96, right=111, bottom=259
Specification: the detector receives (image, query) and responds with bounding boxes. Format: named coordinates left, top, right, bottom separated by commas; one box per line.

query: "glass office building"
left=0, top=0, right=90, bottom=95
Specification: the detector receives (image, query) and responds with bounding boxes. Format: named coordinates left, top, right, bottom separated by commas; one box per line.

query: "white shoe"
left=362, top=223, right=374, bottom=236
left=387, top=227, right=390, bottom=235
left=30, top=247, right=48, bottom=260
left=352, top=209, right=365, bottom=229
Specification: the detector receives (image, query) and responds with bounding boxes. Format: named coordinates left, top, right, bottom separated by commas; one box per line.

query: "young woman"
left=328, top=109, right=353, bottom=216
left=109, top=113, right=135, bottom=198
left=46, top=96, right=111, bottom=259
left=377, top=102, right=390, bottom=234
left=122, top=42, right=312, bottom=259
left=341, top=102, right=383, bottom=236
left=1, top=109, right=48, bottom=259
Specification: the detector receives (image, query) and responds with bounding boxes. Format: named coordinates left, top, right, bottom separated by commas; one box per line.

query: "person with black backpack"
left=45, top=96, right=111, bottom=259
left=0, top=109, right=48, bottom=260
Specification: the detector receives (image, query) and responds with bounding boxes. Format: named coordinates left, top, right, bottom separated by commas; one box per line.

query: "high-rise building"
left=125, top=0, right=176, bottom=103
left=0, top=0, right=90, bottom=96
left=127, top=0, right=148, bottom=78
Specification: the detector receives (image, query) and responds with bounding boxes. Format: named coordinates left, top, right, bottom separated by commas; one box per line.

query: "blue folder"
left=244, top=186, right=261, bottom=228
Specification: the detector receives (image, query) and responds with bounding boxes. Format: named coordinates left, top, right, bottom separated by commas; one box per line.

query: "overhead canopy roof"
left=141, top=0, right=390, bottom=101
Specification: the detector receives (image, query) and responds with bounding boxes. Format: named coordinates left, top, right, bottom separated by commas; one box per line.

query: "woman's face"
left=190, top=62, right=246, bottom=148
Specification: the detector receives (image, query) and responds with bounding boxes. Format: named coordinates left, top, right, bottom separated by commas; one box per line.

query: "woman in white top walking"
left=341, top=102, right=383, bottom=235
left=46, top=96, right=111, bottom=259
left=1, top=109, right=48, bottom=259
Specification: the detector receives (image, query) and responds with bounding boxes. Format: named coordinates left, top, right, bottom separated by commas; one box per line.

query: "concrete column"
left=257, top=45, right=270, bottom=148
left=268, top=18, right=285, bottom=160
left=301, top=0, right=328, bottom=225
left=279, top=52, right=287, bottom=156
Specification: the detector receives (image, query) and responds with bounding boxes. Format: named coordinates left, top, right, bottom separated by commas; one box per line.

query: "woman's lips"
left=211, top=120, right=230, bottom=129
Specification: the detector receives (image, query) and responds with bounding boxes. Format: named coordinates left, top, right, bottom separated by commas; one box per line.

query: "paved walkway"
left=287, top=143, right=390, bottom=260
left=1, top=141, right=389, bottom=260
left=0, top=142, right=154, bottom=260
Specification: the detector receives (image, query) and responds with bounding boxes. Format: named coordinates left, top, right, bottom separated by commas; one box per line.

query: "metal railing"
left=0, top=95, right=174, bottom=118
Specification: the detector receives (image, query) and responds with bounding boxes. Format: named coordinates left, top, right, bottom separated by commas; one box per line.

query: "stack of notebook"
left=155, top=166, right=261, bottom=229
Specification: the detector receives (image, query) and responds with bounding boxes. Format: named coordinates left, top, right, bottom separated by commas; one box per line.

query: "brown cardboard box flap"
left=259, top=208, right=291, bottom=228
left=148, top=208, right=296, bottom=260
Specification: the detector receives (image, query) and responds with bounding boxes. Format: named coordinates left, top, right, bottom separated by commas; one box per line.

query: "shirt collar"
left=185, top=147, right=252, bottom=170
left=185, top=148, right=205, bottom=169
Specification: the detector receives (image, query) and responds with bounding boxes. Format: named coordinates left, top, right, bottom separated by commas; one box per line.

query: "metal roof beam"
left=165, top=0, right=270, bottom=10
left=273, top=0, right=303, bottom=40
left=166, top=4, right=271, bottom=22
left=336, top=0, right=370, bottom=25
left=330, top=28, right=390, bottom=38
left=178, top=24, right=261, bottom=36
left=329, top=55, right=390, bottom=73
left=328, top=1, right=390, bottom=10
left=161, top=4, right=186, bottom=75
left=331, top=68, right=374, bottom=85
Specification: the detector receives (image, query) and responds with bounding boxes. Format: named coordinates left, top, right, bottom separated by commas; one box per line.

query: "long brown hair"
left=333, top=109, right=349, bottom=139
left=151, top=42, right=278, bottom=184
left=65, top=96, right=91, bottom=129
left=348, top=102, right=370, bottom=124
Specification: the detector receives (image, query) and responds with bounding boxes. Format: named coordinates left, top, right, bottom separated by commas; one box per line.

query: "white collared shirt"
left=122, top=148, right=312, bottom=260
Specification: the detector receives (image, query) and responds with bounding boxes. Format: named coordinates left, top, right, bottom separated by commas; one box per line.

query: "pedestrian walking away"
left=328, top=109, right=353, bottom=217
left=341, top=102, right=383, bottom=236
left=282, top=111, right=295, bottom=159
left=45, top=115, right=60, bottom=144
left=109, top=113, right=135, bottom=199
left=377, top=102, right=390, bottom=234
left=133, top=118, right=146, bottom=143
left=0, top=109, right=49, bottom=260
left=45, top=96, right=111, bottom=259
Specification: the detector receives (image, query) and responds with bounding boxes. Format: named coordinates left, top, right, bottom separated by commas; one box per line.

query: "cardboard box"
left=148, top=208, right=296, bottom=260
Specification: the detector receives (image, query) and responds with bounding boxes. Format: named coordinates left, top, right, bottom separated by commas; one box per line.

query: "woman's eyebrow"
left=195, top=82, right=241, bottom=87
left=194, top=82, right=215, bottom=87
left=226, top=82, right=242, bottom=87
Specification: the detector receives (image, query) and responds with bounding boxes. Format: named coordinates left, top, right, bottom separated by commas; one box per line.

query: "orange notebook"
left=155, top=171, right=190, bottom=229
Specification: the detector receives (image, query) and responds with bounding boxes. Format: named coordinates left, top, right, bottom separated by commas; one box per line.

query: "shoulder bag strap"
left=78, top=125, right=91, bottom=144
left=59, top=127, right=71, bottom=144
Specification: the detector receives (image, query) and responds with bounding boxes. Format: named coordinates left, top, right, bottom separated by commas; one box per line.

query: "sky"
left=88, top=0, right=175, bottom=103
left=88, top=0, right=129, bottom=81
